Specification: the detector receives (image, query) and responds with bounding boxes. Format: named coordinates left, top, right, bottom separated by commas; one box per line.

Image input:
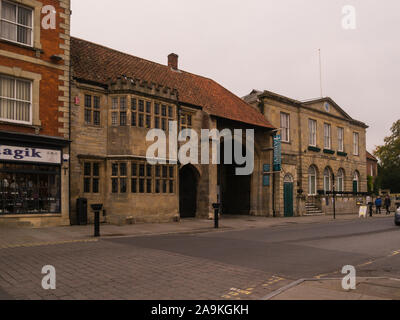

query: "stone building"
left=0, top=0, right=71, bottom=227
left=69, top=38, right=276, bottom=225
left=244, top=90, right=369, bottom=216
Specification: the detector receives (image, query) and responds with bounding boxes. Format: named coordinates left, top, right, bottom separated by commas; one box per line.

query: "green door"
left=353, top=181, right=358, bottom=193
left=284, top=182, right=294, bottom=217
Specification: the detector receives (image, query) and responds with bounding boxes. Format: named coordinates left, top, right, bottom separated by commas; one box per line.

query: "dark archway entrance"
left=179, top=165, right=199, bottom=218
left=218, top=141, right=251, bottom=215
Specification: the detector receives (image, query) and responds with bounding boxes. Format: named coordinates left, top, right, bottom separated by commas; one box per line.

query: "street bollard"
left=91, top=204, right=103, bottom=237
left=212, top=203, right=221, bottom=229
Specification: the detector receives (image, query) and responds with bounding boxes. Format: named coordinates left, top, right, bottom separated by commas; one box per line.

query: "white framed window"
left=353, top=132, right=359, bottom=155
left=323, top=167, right=332, bottom=193
left=0, top=74, right=32, bottom=124
left=0, top=0, right=33, bottom=46
left=324, top=123, right=331, bottom=149
left=337, top=168, right=345, bottom=192
left=280, top=112, right=290, bottom=142
left=309, top=119, right=317, bottom=146
left=338, top=127, right=344, bottom=152
left=308, top=165, right=317, bottom=195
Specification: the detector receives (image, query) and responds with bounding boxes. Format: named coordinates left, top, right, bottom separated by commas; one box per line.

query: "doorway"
left=179, top=165, right=199, bottom=218
left=283, top=174, right=294, bottom=217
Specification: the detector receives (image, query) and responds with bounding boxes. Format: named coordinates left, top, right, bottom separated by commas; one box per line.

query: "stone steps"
left=305, top=203, right=324, bottom=216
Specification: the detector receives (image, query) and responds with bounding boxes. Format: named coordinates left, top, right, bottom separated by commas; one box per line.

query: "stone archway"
left=179, top=164, right=199, bottom=218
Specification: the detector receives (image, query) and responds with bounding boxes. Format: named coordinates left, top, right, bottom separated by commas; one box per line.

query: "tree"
left=374, top=120, right=400, bottom=193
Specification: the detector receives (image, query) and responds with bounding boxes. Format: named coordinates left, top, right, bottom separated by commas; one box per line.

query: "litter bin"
left=76, top=198, right=88, bottom=225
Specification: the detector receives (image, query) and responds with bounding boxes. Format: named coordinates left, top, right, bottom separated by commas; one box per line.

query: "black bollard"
left=91, top=204, right=103, bottom=237
left=212, top=203, right=220, bottom=229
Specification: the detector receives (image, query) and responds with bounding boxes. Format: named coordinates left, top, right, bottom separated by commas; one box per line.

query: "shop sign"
left=0, top=145, right=61, bottom=164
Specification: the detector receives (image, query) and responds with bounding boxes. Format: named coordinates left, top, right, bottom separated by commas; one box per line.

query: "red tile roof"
left=366, top=151, right=378, bottom=162
left=71, top=37, right=274, bottom=129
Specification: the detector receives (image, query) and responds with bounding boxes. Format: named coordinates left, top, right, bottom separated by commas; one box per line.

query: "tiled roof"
left=366, top=151, right=378, bottom=161
left=71, top=37, right=274, bottom=129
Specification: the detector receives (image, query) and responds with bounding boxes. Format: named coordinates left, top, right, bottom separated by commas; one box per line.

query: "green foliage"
left=367, top=175, right=374, bottom=193
left=374, top=120, right=400, bottom=193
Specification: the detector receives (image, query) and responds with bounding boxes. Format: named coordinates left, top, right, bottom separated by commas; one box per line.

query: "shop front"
left=0, top=132, right=70, bottom=227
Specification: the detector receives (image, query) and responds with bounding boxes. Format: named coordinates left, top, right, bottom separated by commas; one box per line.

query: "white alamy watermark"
left=341, top=265, right=356, bottom=290
left=41, top=265, right=56, bottom=290
left=146, top=121, right=255, bottom=176
left=342, top=5, right=357, bottom=30
left=41, top=5, right=57, bottom=30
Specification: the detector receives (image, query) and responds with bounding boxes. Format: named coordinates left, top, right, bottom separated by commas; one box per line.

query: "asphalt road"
left=0, top=216, right=399, bottom=300
left=108, top=216, right=400, bottom=280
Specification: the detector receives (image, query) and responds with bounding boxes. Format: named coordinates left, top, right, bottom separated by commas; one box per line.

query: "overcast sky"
left=71, top=0, right=400, bottom=153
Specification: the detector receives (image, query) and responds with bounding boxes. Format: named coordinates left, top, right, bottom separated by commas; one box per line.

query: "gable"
left=303, top=98, right=352, bottom=120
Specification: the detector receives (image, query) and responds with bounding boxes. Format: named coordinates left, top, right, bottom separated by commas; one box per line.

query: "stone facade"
left=0, top=0, right=71, bottom=227
left=70, top=75, right=275, bottom=224
left=244, top=90, right=369, bottom=216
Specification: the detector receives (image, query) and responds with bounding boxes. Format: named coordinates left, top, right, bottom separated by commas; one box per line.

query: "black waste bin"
left=76, top=198, right=88, bottom=225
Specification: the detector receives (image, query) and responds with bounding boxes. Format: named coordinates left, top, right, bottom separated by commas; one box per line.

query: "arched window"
left=323, top=167, right=332, bottom=193
left=308, top=166, right=317, bottom=195
left=353, top=171, right=360, bottom=193
left=337, top=169, right=345, bottom=192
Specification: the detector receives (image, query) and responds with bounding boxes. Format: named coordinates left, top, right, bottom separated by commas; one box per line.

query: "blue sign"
left=273, top=134, right=282, bottom=172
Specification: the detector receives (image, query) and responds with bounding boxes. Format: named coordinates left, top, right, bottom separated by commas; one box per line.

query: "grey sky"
left=71, top=0, right=400, bottom=153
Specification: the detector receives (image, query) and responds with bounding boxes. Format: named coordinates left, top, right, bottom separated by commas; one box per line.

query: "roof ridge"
left=70, top=36, right=215, bottom=83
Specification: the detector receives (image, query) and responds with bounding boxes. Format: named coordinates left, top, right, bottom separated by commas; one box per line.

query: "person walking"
left=375, top=196, right=382, bottom=214
left=384, top=195, right=391, bottom=215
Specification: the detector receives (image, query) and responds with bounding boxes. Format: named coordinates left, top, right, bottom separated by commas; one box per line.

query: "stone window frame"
left=0, top=65, right=41, bottom=127
left=280, top=112, right=290, bottom=143
left=353, top=132, right=359, bottom=156
left=180, top=111, right=194, bottom=130
left=84, top=94, right=101, bottom=126
left=0, top=0, right=43, bottom=49
left=111, top=162, right=127, bottom=194
left=130, top=95, right=176, bottom=132
left=83, top=161, right=100, bottom=194
left=130, top=160, right=176, bottom=195
left=337, top=127, right=344, bottom=152
left=323, top=123, right=332, bottom=150
left=308, top=165, right=317, bottom=196
left=337, top=168, right=345, bottom=192
left=308, top=118, right=317, bottom=147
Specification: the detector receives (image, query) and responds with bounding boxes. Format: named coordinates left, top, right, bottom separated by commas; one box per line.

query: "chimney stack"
left=168, top=53, right=178, bottom=70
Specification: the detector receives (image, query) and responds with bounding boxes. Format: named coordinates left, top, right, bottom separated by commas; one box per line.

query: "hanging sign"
left=273, top=134, right=282, bottom=172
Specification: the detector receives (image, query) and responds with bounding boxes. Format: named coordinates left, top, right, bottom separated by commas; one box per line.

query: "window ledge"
left=323, top=149, right=335, bottom=155
left=0, top=120, right=41, bottom=130
left=0, top=38, right=43, bottom=53
left=308, top=146, right=321, bottom=152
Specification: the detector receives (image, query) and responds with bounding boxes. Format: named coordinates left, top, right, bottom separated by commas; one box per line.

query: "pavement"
left=0, top=213, right=383, bottom=249
left=0, top=213, right=399, bottom=300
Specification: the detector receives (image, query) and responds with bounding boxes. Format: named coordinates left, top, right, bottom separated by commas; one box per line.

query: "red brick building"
left=0, top=0, right=71, bottom=226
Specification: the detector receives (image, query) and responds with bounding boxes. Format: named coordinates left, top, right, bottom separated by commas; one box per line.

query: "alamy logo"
left=341, top=265, right=356, bottom=290
left=146, top=121, right=255, bottom=176
left=41, top=265, right=56, bottom=290
left=41, top=5, right=56, bottom=30
left=342, top=5, right=357, bottom=30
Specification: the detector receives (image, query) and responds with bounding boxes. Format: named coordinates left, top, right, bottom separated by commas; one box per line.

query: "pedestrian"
left=367, top=195, right=373, bottom=217
left=375, top=196, right=382, bottom=214
left=384, top=195, right=391, bottom=215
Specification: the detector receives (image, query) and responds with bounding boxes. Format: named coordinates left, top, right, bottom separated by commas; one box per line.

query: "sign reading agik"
left=0, top=145, right=61, bottom=164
